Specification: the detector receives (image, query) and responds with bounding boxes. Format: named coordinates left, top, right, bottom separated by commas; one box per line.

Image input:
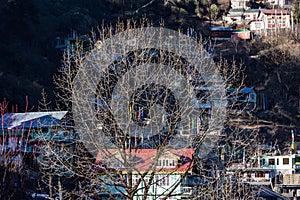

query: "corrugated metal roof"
left=229, top=8, right=244, bottom=13
left=0, top=111, right=67, bottom=129
left=245, top=9, right=260, bottom=13
left=241, top=87, right=255, bottom=93
left=96, top=148, right=194, bottom=173
left=260, top=9, right=290, bottom=15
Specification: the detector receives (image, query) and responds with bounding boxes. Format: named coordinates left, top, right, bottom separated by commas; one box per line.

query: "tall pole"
left=292, top=10, right=294, bottom=36
left=258, top=146, right=261, bottom=167
left=209, top=0, right=212, bottom=39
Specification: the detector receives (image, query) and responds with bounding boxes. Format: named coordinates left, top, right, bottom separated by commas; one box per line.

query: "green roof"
left=233, top=29, right=251, bottom=32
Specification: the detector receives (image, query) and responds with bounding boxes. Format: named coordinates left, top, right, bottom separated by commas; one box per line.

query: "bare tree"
left=40, top=19, right=263, bottom=200
left=0, top=98, right=38, bottom=200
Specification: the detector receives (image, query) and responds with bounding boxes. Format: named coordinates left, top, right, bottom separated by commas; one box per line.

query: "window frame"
left=283, top=158, right=289, bottom=165
left=269, top=158, right=275, bottom=165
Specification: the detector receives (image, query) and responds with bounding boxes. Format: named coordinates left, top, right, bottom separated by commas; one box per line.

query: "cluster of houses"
left=226, top=144, right=300, bottom=199
left=210, top=0, right=295, bottom=41
left=3, top=109, right=300, bottom=199
left=0, top=85, right=277, bottom=199
left=0, top=111, right=72, bottom=169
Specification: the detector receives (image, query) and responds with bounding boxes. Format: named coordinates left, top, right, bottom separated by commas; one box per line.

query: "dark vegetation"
left=0, top=0, right=299, bottom=143
left=0, top=0, right=225, bottom=109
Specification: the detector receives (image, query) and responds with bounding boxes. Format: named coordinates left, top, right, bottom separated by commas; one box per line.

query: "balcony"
left=180, top=186, right=193, bottom=195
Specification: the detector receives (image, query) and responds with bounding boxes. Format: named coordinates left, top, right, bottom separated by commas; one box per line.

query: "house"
left=265, top=0, right=285, bottom=8
left=232, top=29, right=252, bottom=40
left=230, top=0, right=251, bottom=9
left=95, top=148, right=195, bottom=200
left=224, top=9, right=259, bottom=24
left=277, top=174, right=300, bottom=198
left=257, top=154, right=300, bottom=199
left=244, top=9, right=260, bottom=21
left=226, top=166, right=274, bottom=186
left=226, top=87, right=257, bottom=110
left=237, top=152, right=300, bottom=180
left=0, top=111, right=76, bottom=169
left=210, top=26, right=233, bottom=41
left=249, top=19, right=266, bottom=33
left=0, top=111, right=83, bottom=199
left=224, top=9, right=245, bottom=24
left=225, top=148, right=300, bottom=198
left=258, top=9, right=291, bottom=30
left=259, top=154, right=300, bottom=175
left=243, top=168, right=273, bottom=183
left=55, top=30, right=90, bottom=55
left=225, top=141, right=300, bottom=199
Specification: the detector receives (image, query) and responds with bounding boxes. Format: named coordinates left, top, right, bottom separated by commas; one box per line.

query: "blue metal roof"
left=245, top=9, right=260, bottom=13
left=240, top=87, right=255, bottom=94
left=229, top=8, right=244, bottom=13
left=196, top=101, right=211, bottom=108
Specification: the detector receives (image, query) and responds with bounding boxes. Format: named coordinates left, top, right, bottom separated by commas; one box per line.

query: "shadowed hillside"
left=0, top=0, right=226, bottom=108
left=0, top=0, right=299, bottom=145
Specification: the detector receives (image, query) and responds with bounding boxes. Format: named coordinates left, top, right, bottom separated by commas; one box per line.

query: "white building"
left=224, top=9, right=260, bottom=24
left=230, top=0, right=252, bottom=9
left=96, top=148, right=195, bottom=200
left=249, top=19, right=266, bottom=32
left=258, top=9, right=291, bottom=30
left=259, top=154, right=300, bottom=175
left=227, top=151, right=300, bottom=198
left=266, top=0, right=286, bottom=8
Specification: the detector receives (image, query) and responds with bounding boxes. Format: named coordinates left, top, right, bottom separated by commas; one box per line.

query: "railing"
left=282, top=174, right=300, bottom=185
left=242, top=177, right=271, bottom=182
left=180, top=186, right=193, bottom=195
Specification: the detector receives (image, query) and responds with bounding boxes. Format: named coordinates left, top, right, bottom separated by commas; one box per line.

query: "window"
left=269, top=158, right=275, bottom=165
left=277, top=158, right=279, bottom=165
left=131, top=175, right=139, bottom=186
left=170, top=160, right=175, bottom=166
left=157, top=159, right=176, bottom=167
left=144, top=176, right=151, bottom=185
left=156, top=175, right=170, bottom=187
left=158, top=160, right=162, bottom=166
left=262, top=159, right=266, bottom=165
left=255, top=172, right=265, bottom=178
left=283, top=158, right=289, bottom=165
left=268, top=20, right=275, bottom=24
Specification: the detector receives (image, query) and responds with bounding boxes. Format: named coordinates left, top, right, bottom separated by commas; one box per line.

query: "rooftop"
left=96, top=148, right=194, bottom=173
left=0, top=111, right=68, bottom=129
left=260, top=9, right=290, bottom=15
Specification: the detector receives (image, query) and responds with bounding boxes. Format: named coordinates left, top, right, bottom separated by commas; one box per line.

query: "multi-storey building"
left=0, top=111, right=76, bottom=169
left=258, top=9, right=291, bottom=29
left=96, top=148, right=195, bottom=200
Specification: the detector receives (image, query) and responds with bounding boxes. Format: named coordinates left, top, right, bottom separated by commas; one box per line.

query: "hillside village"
left=0, top=0, right=300, bottom=200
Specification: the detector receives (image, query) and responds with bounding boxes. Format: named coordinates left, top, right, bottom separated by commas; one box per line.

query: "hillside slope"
left=0, top=0, right=299, bottom=145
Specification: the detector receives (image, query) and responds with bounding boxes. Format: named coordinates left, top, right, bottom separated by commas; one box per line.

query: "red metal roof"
left=96, top=148, right=194, bottom=174
left=260, top=9, right=290, bottom=15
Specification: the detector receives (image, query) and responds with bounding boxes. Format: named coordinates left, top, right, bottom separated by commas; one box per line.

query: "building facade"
left=96, top=148, right=195, bottom=200
left=258, top=9, right=291, bottom=30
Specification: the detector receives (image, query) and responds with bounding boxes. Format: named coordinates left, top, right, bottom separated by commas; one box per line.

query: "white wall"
left=133, top=174, right=184, bottom=200
left=261, top=155, right=295, bottom=175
